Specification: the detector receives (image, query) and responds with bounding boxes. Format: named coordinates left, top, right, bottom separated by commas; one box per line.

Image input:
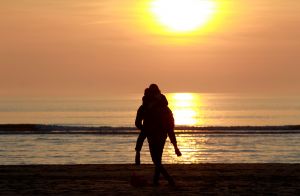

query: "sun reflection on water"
left=165, top=134, right=209, bottom=164
left=166, top=93, right=203, bottom=126
left=165, top=93, right=205, bottom=163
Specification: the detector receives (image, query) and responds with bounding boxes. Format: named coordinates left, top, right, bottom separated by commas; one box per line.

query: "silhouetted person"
left=135, top=88, right=169, bottom=165
left=135, top=84, right=181, bottom=186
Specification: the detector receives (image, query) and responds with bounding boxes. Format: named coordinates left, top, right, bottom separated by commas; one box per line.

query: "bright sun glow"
left=150, top=0, right=216, bottom=32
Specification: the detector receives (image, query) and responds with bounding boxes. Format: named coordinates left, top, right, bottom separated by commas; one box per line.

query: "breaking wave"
left=0, top=124, right=300, bottom=134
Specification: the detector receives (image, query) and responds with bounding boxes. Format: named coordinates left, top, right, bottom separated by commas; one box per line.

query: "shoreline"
left=1, top=164, right=299, bottom=195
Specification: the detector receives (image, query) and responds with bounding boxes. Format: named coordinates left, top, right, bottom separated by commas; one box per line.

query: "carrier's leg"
left=149, top=139, right=175, bottom=186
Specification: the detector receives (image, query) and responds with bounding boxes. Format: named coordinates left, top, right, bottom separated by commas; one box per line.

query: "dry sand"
left=0, top=164, right=299, bottom=195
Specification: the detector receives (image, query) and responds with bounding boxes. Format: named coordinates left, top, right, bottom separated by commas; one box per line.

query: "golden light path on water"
left=167, top=93, right=204, bottom=126
left=165, top=93, right=207, bottom=163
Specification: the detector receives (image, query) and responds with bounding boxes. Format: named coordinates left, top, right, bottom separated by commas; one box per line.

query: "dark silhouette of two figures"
left=133, top=84, right=182, bottom=187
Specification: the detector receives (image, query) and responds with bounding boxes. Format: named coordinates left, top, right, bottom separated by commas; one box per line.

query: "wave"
left=0, top=124, right=300, bottom=134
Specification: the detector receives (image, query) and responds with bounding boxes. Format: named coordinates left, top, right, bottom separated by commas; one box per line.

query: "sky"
left=1, top=0, right=300, bottom=96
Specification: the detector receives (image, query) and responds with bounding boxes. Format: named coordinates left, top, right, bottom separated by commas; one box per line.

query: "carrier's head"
left=149, top=84, right=161, bottom=95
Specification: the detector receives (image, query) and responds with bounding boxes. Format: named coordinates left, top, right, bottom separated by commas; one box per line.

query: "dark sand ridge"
left=0, top=164, right=299, bottom=195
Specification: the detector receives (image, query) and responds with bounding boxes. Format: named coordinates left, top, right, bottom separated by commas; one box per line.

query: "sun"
left=150, top=0, right=216, bottom=33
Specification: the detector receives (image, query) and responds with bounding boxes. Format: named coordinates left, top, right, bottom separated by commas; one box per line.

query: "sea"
left=0, top=93, right=300, bottom=165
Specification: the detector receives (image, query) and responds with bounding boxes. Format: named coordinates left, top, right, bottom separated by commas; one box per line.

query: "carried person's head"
left=144, top=88, right=150, bottom=96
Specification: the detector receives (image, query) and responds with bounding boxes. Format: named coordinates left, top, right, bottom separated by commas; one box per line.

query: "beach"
left=0, top=164, right=299, bottom=195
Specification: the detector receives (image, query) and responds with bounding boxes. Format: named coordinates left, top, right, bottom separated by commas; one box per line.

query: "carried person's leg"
left=135, top=132, right=146, bottom=165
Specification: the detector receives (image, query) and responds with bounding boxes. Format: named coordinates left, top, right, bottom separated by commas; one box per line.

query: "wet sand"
left=0, top=164, right=299, bottom=195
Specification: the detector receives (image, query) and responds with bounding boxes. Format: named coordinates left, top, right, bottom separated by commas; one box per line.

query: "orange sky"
left=1, top=0, right=300, bottom=96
